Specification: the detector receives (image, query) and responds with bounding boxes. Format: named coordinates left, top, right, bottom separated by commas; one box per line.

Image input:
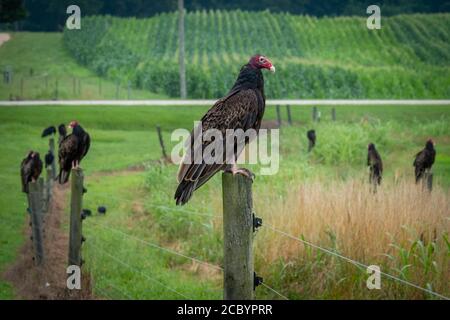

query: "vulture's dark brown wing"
left=33, top=157, right=43, bottom=180
left=20, top=158, right=32, bottom=193
left=58, top=134, right=80, bottom=184
left=175, top=89, right=262, bottom=205
left=81, top=132, right=90, bottom=158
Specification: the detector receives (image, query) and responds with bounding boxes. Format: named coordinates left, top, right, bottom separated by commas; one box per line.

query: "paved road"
left=1, top=99, right=450, bottom=106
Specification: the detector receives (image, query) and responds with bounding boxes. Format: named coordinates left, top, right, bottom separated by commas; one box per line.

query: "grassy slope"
left=0, top=33, right=167, bottom=100
left=0, top=105, right=449, bottom=299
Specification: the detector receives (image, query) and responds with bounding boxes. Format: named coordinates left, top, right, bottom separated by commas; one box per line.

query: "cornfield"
left=63, top=11, right=450, bottom=98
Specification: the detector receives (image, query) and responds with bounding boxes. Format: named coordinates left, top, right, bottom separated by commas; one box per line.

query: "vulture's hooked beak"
left=269, top=65, right=276, bottom=73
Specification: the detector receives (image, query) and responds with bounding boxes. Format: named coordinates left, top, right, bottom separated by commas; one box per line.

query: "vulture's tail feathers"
left=58, top=169, right=71, bottom=184
left=174, top=180, right=197, bottom=206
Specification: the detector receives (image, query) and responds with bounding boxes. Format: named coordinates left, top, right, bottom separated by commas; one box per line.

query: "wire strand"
left=89, top=220, right=223, bottom=272
left=89, top=242, right=190, bottom=299
left=264, top=223, right=449, bottom=300
left=261, top=283, right=289, bottom=300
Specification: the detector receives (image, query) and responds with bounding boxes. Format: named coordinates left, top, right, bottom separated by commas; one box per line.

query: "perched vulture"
left=174, top=54, right=275, bottom=205
left=58, top=124, right=67, bottom=144
left=413, top=139, right=436, bottom=183
left=44, top=150, right=54, bottom=168
left=20, top=151, right=43, bottom=193
left=367, top=143, right=383, bottom=185
left=58, top=124, right=67, bottom=138
left=58, top=121, right=91, bottom=184
left=307, top=129, right=316, bottom=152
left=41, top=125, right=56, bottom=138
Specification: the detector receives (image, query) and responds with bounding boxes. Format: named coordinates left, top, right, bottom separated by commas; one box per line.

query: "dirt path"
left=3, top=184, right=93, bottom=299
left=0, top=33, right=11, bottom=47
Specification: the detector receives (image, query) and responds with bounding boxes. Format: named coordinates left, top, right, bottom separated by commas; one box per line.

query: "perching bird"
left=174, top=54, right=275, bottom=205
left=97, top=206, right=107, bottom=215
left=307, top=129, right=316, bottom=152
left=41, top=126, right=56, bottom=138
left=367, top=143, right=383, bottom=186
left=20, top=151, right=43, bottom=193
left=44, top=150, right=54, bottom=168
left=413, top=139, right=436, bottom=183
left=58, top=121, right=91, bottom=184
left=58, top=124, right=67, bottom=144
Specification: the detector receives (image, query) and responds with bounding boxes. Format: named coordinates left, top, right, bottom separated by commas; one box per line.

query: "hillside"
left=63, top=11, right=450, bottom=99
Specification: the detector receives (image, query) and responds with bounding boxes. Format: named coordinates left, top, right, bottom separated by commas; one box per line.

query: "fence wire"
left=264, top=223, right=450, bottom=300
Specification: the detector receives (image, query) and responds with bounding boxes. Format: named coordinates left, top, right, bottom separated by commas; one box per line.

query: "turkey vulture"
left=44, top=150, right=54, bottom=168
left=307, top=129, right=316, bottom=152
left=413, top=139, right=436, bottom=183
left=367, top=143, right=383, bottom=185
left=41, top=126, right=56, bottom=138
left=20, top=151, right=43, bottom=193
left=58, top=121, right=91, bottom=184
left=58, top=124, right=67, bottom=138
left=174, top=54, right=275, bottom=205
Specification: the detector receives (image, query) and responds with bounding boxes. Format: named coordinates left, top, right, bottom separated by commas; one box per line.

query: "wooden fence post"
left=312, top=106, right=317, bottom=122
left=331, top=108, right=336, bottom=121
left=156, top=125, right=168, bottom=160
left=127, top=81, right=131, bottom=100
left=49, top=138, right=56, bottom=180
left=286, top=105, right=292, bottom=125
left=68, top=168, right=84, bottom=266
left=55, top=79, right=59, bottom=100
left=45, top=168, right=52, bottom=212
left=424, top=171, right=433, bottom=192
left=276, top=105, right=282, bottom=127
left=29, top=181, right=44, bottom=265
left=20, top=78, right=24, bottom=98
left=222, top=173, right=254, bottom=300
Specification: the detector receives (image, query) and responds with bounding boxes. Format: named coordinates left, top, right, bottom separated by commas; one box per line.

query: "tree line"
left=1, top=0, right=450, bottom=31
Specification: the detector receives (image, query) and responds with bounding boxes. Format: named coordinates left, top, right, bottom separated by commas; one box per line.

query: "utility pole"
left=178, top=0, right=187, bottom=98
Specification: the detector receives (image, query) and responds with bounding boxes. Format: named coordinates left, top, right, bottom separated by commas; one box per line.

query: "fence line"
left=89, top=220, right=223, bottom=271
left=95, top=275, right=134, bottom=300
left=261, top=283, right=289, bottom=300
left=264, top=223, right=450, bottom=300
left=2, top=99, right=450, bottom=107
left=89, top=242, right=191, bottom=299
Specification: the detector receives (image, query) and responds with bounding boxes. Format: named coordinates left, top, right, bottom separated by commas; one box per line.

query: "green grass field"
left=0, top=105, right=449, bottom=299
left=0, top=33, right=167, bottom=100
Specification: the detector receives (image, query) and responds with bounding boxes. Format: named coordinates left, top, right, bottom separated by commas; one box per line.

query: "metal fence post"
left=286, top=105, right=292, bottom=125
left=156, top=125, right=168, bottom=160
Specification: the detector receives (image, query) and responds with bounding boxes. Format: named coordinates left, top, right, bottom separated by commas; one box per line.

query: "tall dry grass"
left=253, top=178, right=450, bottom=299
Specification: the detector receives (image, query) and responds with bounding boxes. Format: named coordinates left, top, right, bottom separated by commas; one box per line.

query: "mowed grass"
left=0, top=105, right=449, bottom=299
left=0, top=33, right=167, bottom=100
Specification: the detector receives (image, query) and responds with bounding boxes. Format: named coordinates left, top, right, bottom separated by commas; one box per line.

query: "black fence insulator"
left=82, top=187, right=87, bottom=194
left=253, top=213, right=263, bottom=232
left=81, top=236, right=86, bottom=243
left=254, top=272, right=263, bottom=290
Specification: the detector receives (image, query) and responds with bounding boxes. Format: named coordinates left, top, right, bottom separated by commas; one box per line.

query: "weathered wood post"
left=178, top=0, right=187, bottom=99
left=423, top=171, right=433, bottom=192
left=127, top=81, right=131, bottom=100
left=73, top=77, right=76, bottom=95
left=45, top=168, right=52, bottom=212
left=276, top=105, right=282, bottom=128
left=49, top=138, right=56, bottom=180
left=222, top=173, right=254, bottom=300
left=68, top=168, right=84, bottom=266
left=78, top=78, right=81, bottom=96
left=55, top=79, right=59, bottom=100
left=38, top=178, right=45, bottom=217
left=312, top=106, right=317, bottom=122
left=20, top=78, right=24, bottom=98
left=331, top=108, right=336, bottom=121
left=156, top=125, right=168, bottom=160
left=29, top=181, right=45, bottom=265
left=286, top=105, right=292, bottom=125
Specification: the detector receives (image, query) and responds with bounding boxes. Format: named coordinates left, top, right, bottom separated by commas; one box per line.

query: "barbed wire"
left=264, top=223, right=450, bottom=300
left=89, top=241, right=191, bottom=299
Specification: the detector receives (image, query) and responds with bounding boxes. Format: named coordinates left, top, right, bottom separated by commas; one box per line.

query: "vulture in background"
left=58, top=121, right=91, bottom=184
left=367, top=143, right=383, bottom=186
left=174, top=54, right=275, bottom=205
left=20, top=151, right=43, bottom=193
left=44, top=150, right=54, bottom=168
left=41, top=125, right=56, bottom=138
left=58, top=124, right=67, bottom=144
left=413, top=139, right=436, bottom=183
left=307, top=129, right=316, bottom=152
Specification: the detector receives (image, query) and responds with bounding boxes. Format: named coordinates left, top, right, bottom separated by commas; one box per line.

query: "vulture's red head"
left=426, top=138, right=435, bottom=148
left=68, top=121, right=79, bottom=129
left=368, top=143, right=375, bottom=150
left=249, top=55, right=275, bottom=73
